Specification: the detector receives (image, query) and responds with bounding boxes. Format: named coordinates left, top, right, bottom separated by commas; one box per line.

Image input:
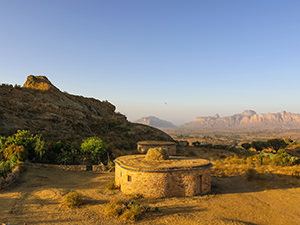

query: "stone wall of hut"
left=115, top=163, right=211, bottom=198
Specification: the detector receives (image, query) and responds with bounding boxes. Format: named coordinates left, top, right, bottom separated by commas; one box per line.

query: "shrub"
left=145, top=148, right=169, bottom=161
left=104, top=200, right=152, bottom=222
left=267, top=138, right=287, bottom=152
left=0, top=160, right=11, bottom=178
left=62, top=192, right=83, bottom=208
left=119, top=202, right=149, bottom=221
left=241, top=143, right=251, bottom=150
left=4, top=130, right=45, bottom=161
left=251, top=141, right=268, bottom=152
left=104, top=199, right=127, bottom=217
left=3, top=145, right=26, bottom=162
left=127, top=193, right=143, bottom=200
left=272, top=149, right=296, bottom=166
left=106, top=181, right=118, bottom=190
left=81, top=137, right=106, bottom=164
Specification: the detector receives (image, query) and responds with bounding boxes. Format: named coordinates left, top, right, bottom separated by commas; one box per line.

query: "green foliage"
left=62, top=192, right=83, bottom=208
left=284, top=138, right=294, bottom=144
left=3, top=145, right=26, bottom=162
left=0, top=136, right=6, bottom=150
left=241, top=143, right=251, bottom=150
left=192, top=141, right=201, bottom=147
left=272, top=149, right=296, bottom=166
left=81, top=137, right=106, bottom=164
left=267, top=138, right=287, bottom=152
left=251, top=141, right=268, bottom=152
left=0, top=160, right=11, bottom=178
left=4, top=130, right=45, bottom=161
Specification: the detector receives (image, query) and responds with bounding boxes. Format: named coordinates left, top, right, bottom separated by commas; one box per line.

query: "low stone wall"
left=0, top=164, right=24, bottom=190
left=115, top=163, right=211, bottom=198
left=25, top=163, right=87, bottom=171
left=92, top=163, right=106, bottom=172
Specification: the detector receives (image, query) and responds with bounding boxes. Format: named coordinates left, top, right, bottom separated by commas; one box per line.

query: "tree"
left=192, top=141, right=201, bottom=147
left=267, top=138, right=287, bottom=152
left=251, top=141, right=268, bottom=152
left=241, top=143, right=251, bottom=150
left=81, top=137, right=106, bottom=164
left=4, top=130, right=45, bottom=161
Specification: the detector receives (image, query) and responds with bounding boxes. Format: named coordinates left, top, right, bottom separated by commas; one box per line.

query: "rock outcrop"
left=182, top=110, right=300, bottom=129
left=0, top=75, right=173, bottom=151
left=135, top=116, right=177, bottom=129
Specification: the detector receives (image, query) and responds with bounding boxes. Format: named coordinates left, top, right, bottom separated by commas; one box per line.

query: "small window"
left=127, top=175, right=132, bottom=182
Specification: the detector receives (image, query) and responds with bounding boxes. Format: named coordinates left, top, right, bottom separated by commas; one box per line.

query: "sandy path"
left=1, top=166, right=300, bottom=225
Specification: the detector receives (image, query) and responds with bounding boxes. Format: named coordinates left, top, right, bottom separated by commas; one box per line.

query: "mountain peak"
left=23, top=75, right=59, bottom=91
left=242, top=110, right=257, bottom=116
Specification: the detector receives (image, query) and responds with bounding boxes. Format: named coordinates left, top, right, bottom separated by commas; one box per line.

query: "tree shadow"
left=221, top=218, right=259, bottom=225
left=144, top=204, right=207, bottom=220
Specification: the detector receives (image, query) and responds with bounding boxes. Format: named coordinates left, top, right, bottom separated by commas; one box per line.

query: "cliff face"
left=135, top=116, right=177, bottom=129
left=182, top=110, right=300, bottom=129
left=0, top=76, right=172, bottom=150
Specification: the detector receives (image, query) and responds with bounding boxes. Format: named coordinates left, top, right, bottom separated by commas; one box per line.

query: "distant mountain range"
left=138, top=110, right=300, bottom=130
left=135, top=116, right=177, bottom=129
left=182, top=110, right=300, bottom=129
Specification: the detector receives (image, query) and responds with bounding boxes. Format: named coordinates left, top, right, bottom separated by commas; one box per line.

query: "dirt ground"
left=1, top=159, right=300, bottom=224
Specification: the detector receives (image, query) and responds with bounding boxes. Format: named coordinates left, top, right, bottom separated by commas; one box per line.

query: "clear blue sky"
left=1, top=0, right=300, bottom=125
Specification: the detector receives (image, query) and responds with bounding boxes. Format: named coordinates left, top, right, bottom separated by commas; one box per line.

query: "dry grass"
left=106, top=181, right=118, bottom=190
left=115, top=155, right=210, bottom=171
left=145, top=147, right=169, bottom=161
left=61, top=191, right=83, bottom=208
left=1, top=158, right=300, bottom=224
left=103, top=199, right=152, bottom=222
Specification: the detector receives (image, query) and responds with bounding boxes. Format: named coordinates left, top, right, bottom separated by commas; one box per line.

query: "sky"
left=1, top=0, right=300, bottom=125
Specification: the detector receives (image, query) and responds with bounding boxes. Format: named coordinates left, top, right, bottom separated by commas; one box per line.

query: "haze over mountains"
left=138, top=110, right=300, bottom=130
left=182, top=110, right=300, bottom=129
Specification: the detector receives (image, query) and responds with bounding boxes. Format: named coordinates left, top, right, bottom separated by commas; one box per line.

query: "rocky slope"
left=135, top=116, right=177, bottom=129
left=0, top=75, right=173, bottom=150
left=182, top=110, right=300, bottom=129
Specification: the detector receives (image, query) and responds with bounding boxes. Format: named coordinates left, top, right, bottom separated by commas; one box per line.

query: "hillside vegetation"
left=0, top=76, right=172, bottom=153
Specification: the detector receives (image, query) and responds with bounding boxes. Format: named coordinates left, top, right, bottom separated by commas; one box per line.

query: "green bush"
left=81, top=137, right=106, bottom=164
left=267, top=138, right=287, bottom=152
left=272, top=149, right=296, bottom=166
left=241, top=143, right=251, bottom=150
left=4, top=130, right=45, bottom=161
left=0, top=160, right=11, bottom=178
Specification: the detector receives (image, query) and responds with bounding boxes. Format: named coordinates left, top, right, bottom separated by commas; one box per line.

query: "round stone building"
left=137, top=141, right=177, bottom=155
left=114, top=155, right=212, bottom=198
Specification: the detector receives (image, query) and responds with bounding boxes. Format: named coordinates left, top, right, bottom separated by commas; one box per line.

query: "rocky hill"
left=135, top=116, right=177, bottom=129
left=0, top=75, right=173, bottom=151
left=182, top=110, right=300, bottom=129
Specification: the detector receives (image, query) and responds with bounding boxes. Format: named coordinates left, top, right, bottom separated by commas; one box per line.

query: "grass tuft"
left=104, top=199, right=153, bottom=222
left=62, top=192, right=83, bottom=208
